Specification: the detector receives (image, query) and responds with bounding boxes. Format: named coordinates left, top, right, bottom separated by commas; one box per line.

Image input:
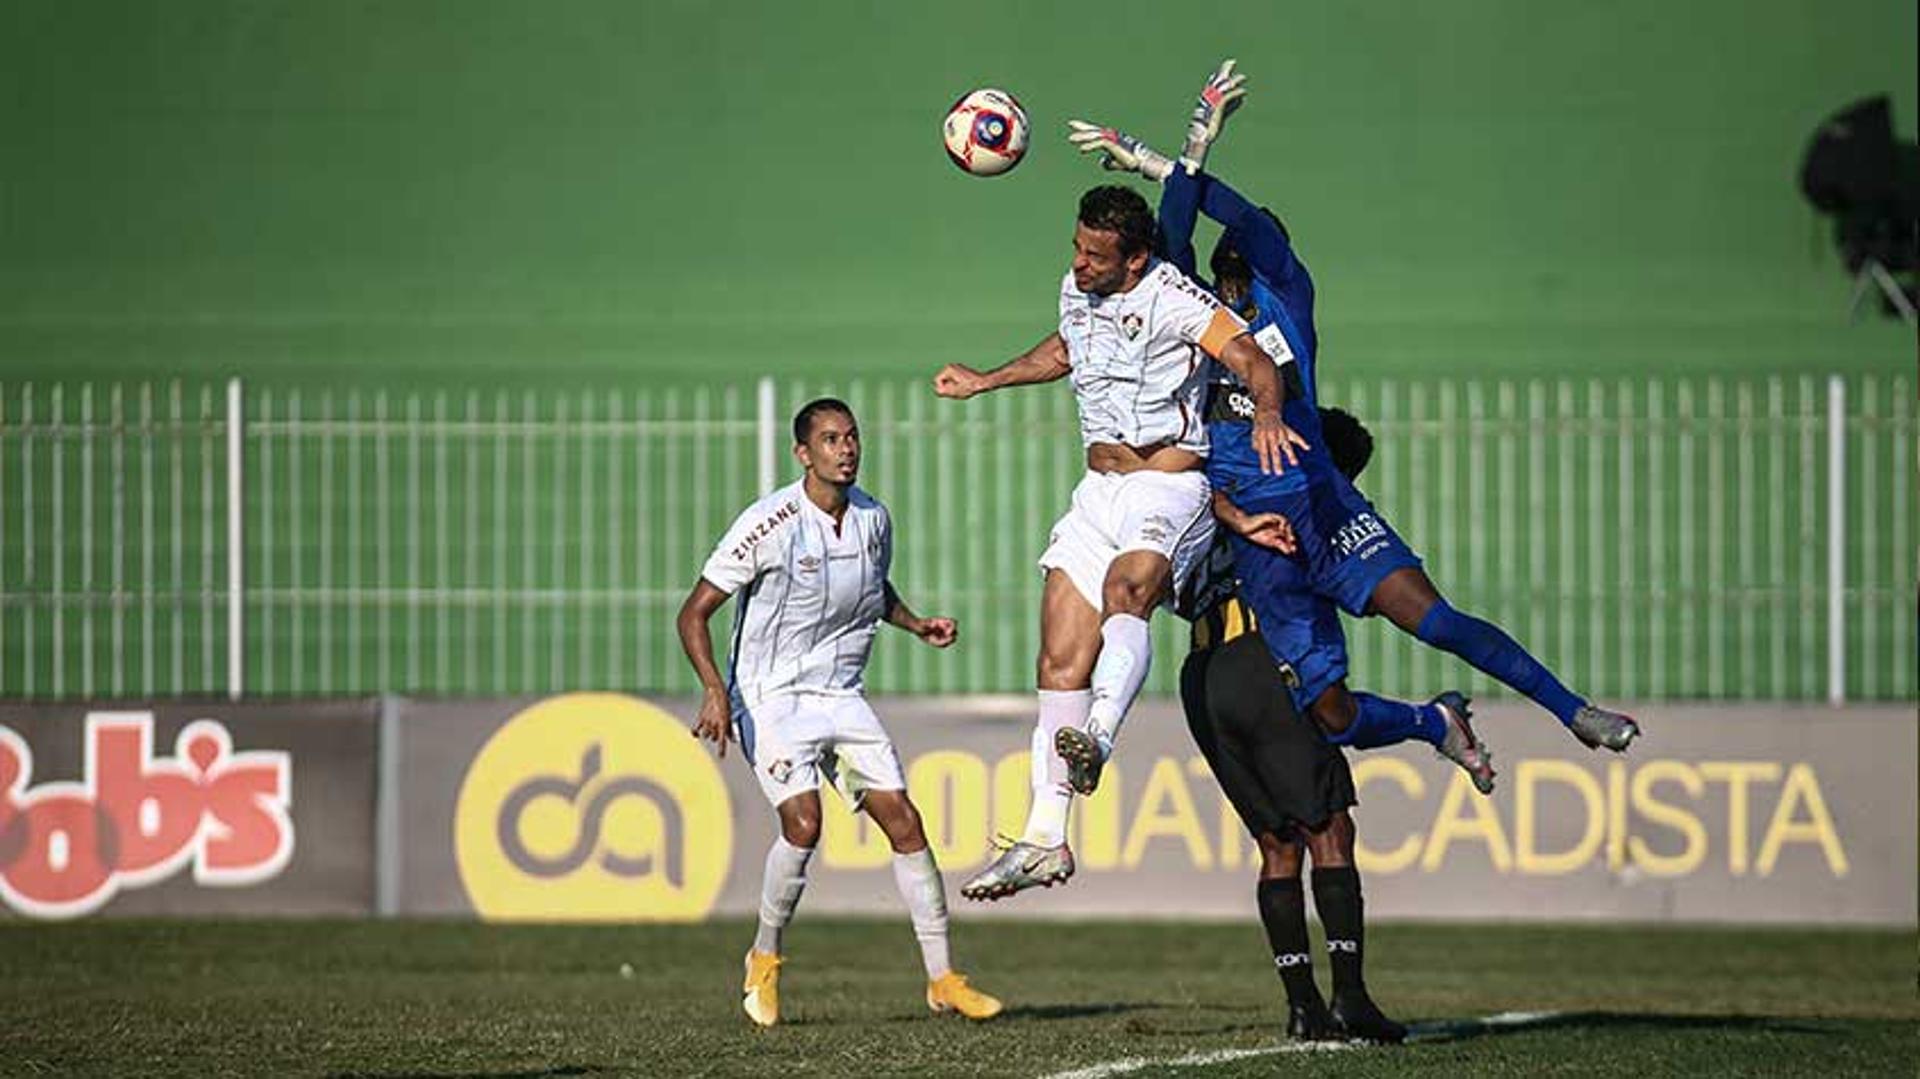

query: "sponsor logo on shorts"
left=1227, top=390, right=1256, bottom=419
left=0, top=713, right=293, bottom=920
left=766, top=759, right=794, bottom=785
left=1332, top=512, right=1388, bottom=559
left=455, top=694, right=731, bottom=922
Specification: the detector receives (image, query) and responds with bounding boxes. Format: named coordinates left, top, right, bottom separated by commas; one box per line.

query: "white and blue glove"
left=1066, top=120, right=1176, bottom=183
left=1181, top=58, right=1247, bottom=174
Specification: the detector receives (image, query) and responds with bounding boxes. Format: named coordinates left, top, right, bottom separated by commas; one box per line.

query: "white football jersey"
left=700, top=480, right=893, bottom=709
left=1057, top=259, right=1248, bottom=454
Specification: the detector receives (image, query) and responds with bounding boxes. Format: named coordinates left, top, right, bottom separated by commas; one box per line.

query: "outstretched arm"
left=1159, top=168, right=1202, bottom=278
left=933, top=332, right=1070, bottom=400
left=1193, top=171, right=1302, bottom=287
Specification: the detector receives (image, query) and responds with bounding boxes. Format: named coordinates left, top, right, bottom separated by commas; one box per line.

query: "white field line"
left=1037, top=1011, right=1566, bottom=1079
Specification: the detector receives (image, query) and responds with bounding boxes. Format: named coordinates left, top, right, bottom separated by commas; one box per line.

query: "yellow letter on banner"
left=1421, top=770, right=1513, bottom=873
left=1755, top=764, right=1849, bottom=877
left=1515, top=760, right=1606, bottom=875
left=1606, top=760, right=1629, bottom=870
left=909, top=751, right=990, bottom=868
left=1122, top=758, right=1211, bottom=869
left=1189, top=756, right=1244, bottom=870
left=1698, top=761, right=1780, bottom=875
left=1351, top=758, right=1425, bottom=873
left=1628, top=761, right=1706, bottom=877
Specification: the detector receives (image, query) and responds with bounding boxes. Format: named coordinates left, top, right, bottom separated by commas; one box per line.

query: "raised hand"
left=1066, top=120, right=1176, bottom=183
left=1181, top=58, right=1247, bottom=173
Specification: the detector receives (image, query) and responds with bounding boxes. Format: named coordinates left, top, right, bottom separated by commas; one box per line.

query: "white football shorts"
left=731, top=691, right=907, bottom=809
left=1038, top=469, right=1216, bottom=610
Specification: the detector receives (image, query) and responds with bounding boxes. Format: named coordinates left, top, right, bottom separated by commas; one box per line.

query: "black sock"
left=1311, top=866, right=1366, bottom=998
left=1255, top=878, right=1320, bottom=1006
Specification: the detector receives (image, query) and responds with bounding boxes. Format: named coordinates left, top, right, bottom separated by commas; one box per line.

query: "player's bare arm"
left=675, top=578, right=736, bottom=757
left=1212, top=333, right=1309, bottom=473
left=1212, top=489, right=1298, bottom=555
left=933, top=332, right=1070, bottom=399
left=883, top=581, right=958, bottom=648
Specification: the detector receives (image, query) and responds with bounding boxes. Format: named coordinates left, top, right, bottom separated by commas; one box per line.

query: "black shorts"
left=1179, top=626, right=1357, bottom=841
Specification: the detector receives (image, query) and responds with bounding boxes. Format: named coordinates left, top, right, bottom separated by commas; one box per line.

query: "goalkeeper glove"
left=1180, top=58, right=1247, bottom=174
left=1066, top=120, right=1176, bottom=183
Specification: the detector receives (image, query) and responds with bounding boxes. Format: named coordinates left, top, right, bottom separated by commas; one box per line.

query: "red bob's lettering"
left=0, top=713, right=294, bottom=919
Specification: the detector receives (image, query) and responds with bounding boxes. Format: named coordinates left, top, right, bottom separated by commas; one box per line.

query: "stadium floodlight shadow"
left=325, top=1065, right=604, bottom=1079
left=1404, top=1010, right=1835, bottom=1045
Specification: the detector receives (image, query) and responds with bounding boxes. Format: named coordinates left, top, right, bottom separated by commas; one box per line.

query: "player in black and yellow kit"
left=1176, top=408, right=1405, bottom=1043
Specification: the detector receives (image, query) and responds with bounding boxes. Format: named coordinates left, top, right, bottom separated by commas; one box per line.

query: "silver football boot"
left=1570, top=705, right=1641, bottom=752
left=959, top=839, right=1076, bottom=901
left=1053, top=726, right=1107, bottom=796
left=1432, top=691, right=1496, bottom=795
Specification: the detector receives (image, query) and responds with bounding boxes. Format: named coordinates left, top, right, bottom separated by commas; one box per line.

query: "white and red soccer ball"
left=943, top=88, right=1029, bottom=177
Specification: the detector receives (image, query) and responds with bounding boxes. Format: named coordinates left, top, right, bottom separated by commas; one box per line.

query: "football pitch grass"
left=2, top=920, right=1913, bottom=1077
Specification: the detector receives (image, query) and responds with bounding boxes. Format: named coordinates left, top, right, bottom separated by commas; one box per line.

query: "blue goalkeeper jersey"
left=1159, top=168, right=1330, bottom=491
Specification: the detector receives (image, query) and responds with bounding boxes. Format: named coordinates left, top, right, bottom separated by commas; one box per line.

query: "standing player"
left=1176, top=413, right=1405, bottom=1043
left=933, top=185, right=1309, bottom=901
left=1067, top=63, right=1639, bottom=775
left=676, top=398, right=1002, bottom=1026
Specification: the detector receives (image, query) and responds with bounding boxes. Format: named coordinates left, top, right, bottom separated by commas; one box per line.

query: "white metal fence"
left=0, top=373, right=1912, bottom=702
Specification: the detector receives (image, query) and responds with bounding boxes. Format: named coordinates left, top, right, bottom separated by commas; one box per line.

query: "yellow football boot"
left=926, top=971, right=1003, bottom=1021
left=742, top=949, right=783, bottom=1027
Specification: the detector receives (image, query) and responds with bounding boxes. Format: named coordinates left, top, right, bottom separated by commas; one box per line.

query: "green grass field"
left=1, top=919, right=1911, bottom=1077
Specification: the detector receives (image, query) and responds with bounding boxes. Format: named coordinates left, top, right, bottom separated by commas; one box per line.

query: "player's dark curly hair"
left=793, top=397, right=855, bottom=444
left=1078, top=185, right=1159, bottom=257
left=1318, top=406, right=1373, bottom=482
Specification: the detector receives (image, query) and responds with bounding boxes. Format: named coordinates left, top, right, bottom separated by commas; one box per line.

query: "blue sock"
left=1415, top=599, right=1586, bottom=725
left=1326, top=692, right=1446, bottom=749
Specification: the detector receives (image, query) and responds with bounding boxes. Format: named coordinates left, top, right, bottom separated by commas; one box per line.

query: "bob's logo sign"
left=0, top=712, right=293, bottom=919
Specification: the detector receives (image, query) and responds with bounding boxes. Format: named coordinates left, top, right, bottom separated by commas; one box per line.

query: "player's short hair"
left=1078, top=185, right=1158, bottom=257
left=793, top=397, right=855, bottom=444
left=1318, top=406, right=1373, bottom=481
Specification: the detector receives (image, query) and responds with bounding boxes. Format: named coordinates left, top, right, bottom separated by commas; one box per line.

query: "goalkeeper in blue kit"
left=1063, top=61, right=1640, bottom=785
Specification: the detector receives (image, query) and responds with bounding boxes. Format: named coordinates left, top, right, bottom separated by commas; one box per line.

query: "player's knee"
left=1037, top=646, right=1092, bottom=689
left=879, top=801, right=927, bottom=853
left=781, top=810, right=822, bottom=848
left=1100, top=575, right=1158, bottom=617
left=1375, top=568, right=1443, bottom=636
left=1310, top=691, right=1357, bottom=736
left=1304, top=813, right=1355, bottom=868
left=1256, top=832, right=1303, bottom=880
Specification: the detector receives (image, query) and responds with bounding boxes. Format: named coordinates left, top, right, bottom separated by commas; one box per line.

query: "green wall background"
left=2, top=1, right=1914, bottom=388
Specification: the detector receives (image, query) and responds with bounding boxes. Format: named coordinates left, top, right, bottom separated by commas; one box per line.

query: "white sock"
left=753, top=837, right=814, bottom=955
left=891, top=847, right=952, bottom=980
left=1022, top=689, right=1090, bottom=847
left=1087, top=613, right=1153, bottom=753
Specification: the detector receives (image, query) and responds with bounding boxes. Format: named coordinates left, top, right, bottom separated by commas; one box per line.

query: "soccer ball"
left=943, top=88, right=1029, bottom=176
